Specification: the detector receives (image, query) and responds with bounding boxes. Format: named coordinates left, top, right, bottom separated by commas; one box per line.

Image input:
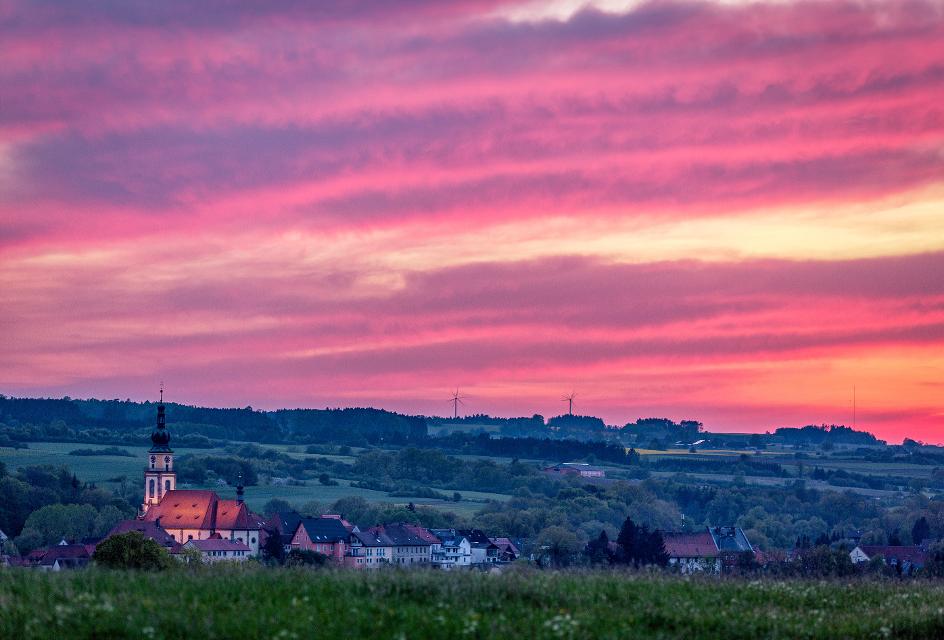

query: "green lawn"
left=1, top=568, right=943, bottom=639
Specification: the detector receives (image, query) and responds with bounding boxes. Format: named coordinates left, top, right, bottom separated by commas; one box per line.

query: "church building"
left=139, top=391, right=264, bottom=555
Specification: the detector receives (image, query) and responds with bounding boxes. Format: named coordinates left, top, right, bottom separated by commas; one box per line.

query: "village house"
left=543, top=462, right=606, bottom=479
left=662, top=530, right=721, bottom=574
left=184, top=536, right=252, bottom=563
left=26, top=540, right=92, bottom=571
left=458, top=529, right=502, bottom=565
left=289, top=515, right=354, bottom=562
left=368, top=523, right=434, bottom=566
left=138, top=395, right=264, bottom=555
left=265, top=510, right=305, bottom=555
left=489, top=537, right=522, bottom=562
left=850, top=545, right=928, bottom=574
left=429, top=529, right=472, bottom=570
left=104, top=519, right=180, bottom=553
left=345, top=529, right=394, bottom=569
left=661, top=526, right=756, bottom=574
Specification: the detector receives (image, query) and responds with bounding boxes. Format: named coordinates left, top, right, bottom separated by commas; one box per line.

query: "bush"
left=92, top=532, right=173, bottom=570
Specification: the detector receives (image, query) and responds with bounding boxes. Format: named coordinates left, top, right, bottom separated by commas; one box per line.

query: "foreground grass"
left=2, top=568, right=944, bottom=639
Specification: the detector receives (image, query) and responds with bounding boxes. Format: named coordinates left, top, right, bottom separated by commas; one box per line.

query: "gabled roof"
left=297, top=517, right=351, bottom=543
left=401, top=524, right=440, bottom=545
left=457, top=529, right=499, bottom=550
left=216, top=500, right=256, bottom=530
left=429, top=529, right=468, bottom=547
left=186, top=538, right=251, bottom=553
left=490, top=537, right=520, bottom=556
left=351, top=530, right=393, bottom=547
left=144, top=489, right=217, bottom=529
left=662, top=531, right=719, bottom=558
left=106, top=520, right=177, bottom=548
left=143, top=490, right=259, bottom=532
left=372, top=524, right=434, bottom=547
left=708, top=526, right=753, bottom=553
left=39, top=543, right=91, bottom=565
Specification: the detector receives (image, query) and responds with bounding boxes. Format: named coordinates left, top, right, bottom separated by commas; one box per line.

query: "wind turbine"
left=449, top=389, right=466, bottom=419
left=561, top=392, right=576, bottom=416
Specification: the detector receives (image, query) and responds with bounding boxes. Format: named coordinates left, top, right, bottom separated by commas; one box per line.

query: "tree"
left=285, top=549, right=328, bottom=567
left=615, top=516, right=668, bottom=567
left=261, top=529, right=286, bottom=564
left=584, top=530, right=613, bottom=565
left=93, top=532, right=173, bottom=570
left=912, top=517, right=931, bottom=545
left=536, top=526, right=582, bottom=568
left=888, top=530, right=902, bottom=546
left=262, top=498, right=292, bottom=516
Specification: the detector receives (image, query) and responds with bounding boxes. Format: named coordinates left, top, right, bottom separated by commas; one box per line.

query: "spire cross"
left=159, top=381, right=164, bottom=404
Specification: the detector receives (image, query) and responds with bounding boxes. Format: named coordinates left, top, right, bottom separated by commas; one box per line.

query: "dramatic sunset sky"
left=2, top=0, right=943, bottom=442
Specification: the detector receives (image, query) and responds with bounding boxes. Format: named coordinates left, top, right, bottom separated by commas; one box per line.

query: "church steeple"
left=142, top=384, right=176, bottom=515
left=150, top=383, right=171, bottom=452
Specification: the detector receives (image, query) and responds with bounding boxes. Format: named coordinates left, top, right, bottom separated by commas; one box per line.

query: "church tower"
left=142, top=385, right=176, bottom=514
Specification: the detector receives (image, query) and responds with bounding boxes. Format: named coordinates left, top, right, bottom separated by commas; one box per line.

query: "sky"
left=1, top=0, right=943, bottom=443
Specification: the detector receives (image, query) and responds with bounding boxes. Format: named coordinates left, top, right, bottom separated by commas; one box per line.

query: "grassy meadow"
left=0, top=442, right=508, bottom=516
left=2, top=568, right=944, bottom=639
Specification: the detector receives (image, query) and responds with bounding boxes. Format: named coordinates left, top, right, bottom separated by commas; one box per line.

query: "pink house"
left=290, top=515, right=354, bottom=562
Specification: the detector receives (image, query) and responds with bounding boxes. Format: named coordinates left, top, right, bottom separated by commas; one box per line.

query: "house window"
left=150, top=455, right=155, bottom=469
left=164, top=479, right=171, bottom=493
left=164, top=456, right=170, bottom=471
left=148, top=478, right=155, bottom=498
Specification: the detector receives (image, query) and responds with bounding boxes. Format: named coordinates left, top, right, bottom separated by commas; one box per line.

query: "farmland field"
left=0, top=442, right=508, bottom=516
left=2, top=568, right=943, bottom=639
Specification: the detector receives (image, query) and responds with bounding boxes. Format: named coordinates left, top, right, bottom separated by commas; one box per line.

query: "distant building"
left=367, top=524, right=434, bottom=566
left=27, top=540, right=92, bottom=571
left=103, top=519, right=180, bottom=553
left=850, top=545, right=928, bottom=574
left=346, top=529, right=393, bottom=569
left=265, top=510, right=305, bottom=555
left=662, top=530, right=721, bottom=574
left=137, top=393, right=264, bottom=555
left=489, top=537, right=521, bottom=562
left=290, top=515, right=354, bottom=562
left=543, top=462, right=605, bottom=479
left=457, top=529, right=501, bottom=565
left=661, top=526, right=755, bottom=574
left=184, top=536, right=251, bottom=563
left=429, top=530, right=472, bottom=570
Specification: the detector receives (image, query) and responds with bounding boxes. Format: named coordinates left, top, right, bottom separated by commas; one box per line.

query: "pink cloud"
left=1, top=0, right=943, bottom=442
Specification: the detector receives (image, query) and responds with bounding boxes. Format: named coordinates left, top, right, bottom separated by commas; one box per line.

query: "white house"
left=183, top=537, right=251, bottom=563
left=430, top=529, right=472, bottom=570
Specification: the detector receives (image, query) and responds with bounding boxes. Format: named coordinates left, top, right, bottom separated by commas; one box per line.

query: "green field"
left=0, top=442, right=508, bottom=517
left=2, top=568, right=943, bottom=639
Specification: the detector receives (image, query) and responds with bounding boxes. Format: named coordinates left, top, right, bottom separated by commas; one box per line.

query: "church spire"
left=150, top=383, right=171, bottom=452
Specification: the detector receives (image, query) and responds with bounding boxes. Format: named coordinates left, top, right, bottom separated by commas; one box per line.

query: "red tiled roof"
left=402, top=524, right=441, bottom=544
left=490, top=537, right=520, bottom=556
left=144, top=490, right=217, bottom=529
left=215, top=500, right=255, bottom=530
left=662, top=531, right=719, bottom=558
left=859, top=545, right=928, bottom=565
left=40, top=544, right=91, bottom=564
left=143, top=490, right=259, bottom=532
